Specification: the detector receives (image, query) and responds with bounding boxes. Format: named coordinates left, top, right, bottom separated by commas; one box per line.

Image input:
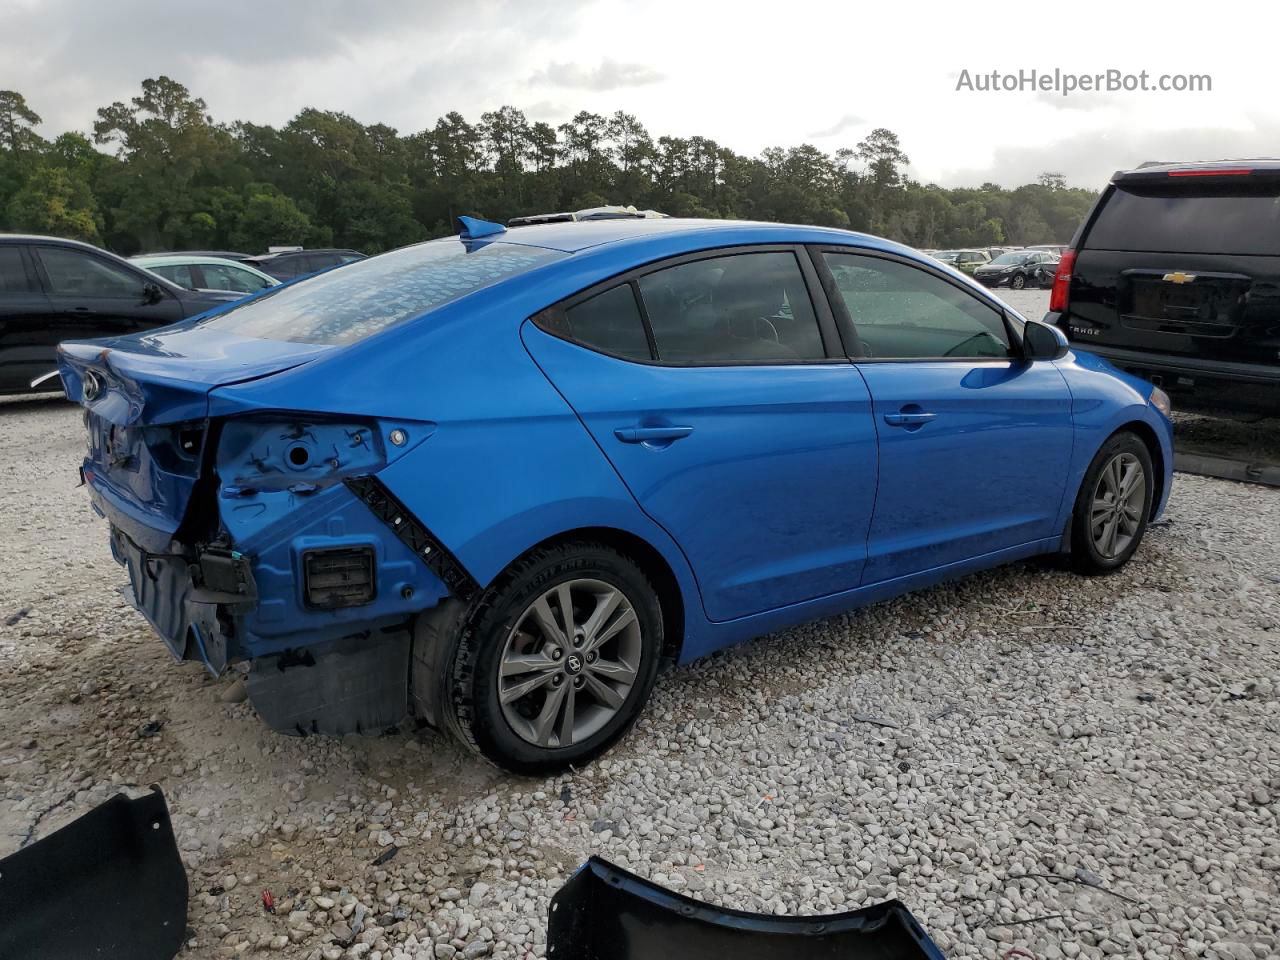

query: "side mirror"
left=1022, top=318, right=1069, bottom=361
left=142, top=282, right=164, bottom=305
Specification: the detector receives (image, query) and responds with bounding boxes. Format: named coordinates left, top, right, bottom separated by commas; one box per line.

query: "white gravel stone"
left=1, top=376, right=1277, bottom=960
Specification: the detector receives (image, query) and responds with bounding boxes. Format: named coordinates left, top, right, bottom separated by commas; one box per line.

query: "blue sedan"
left=58, top=216, right=1173, bottom=773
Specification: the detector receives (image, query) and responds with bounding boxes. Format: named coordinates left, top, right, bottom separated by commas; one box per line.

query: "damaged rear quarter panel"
left=206, top=280, right=703, bottom=629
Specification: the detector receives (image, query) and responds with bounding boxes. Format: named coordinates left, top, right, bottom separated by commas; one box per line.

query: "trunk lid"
left=58, top=324, right=332, bottom=550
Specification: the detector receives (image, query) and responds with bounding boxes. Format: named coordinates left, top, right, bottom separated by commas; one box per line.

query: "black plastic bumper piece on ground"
left=0, top=788, right=188, bottom=960
left=548, top=856, right=945, bottom=960
left=346, top=475, right=479, bottom=601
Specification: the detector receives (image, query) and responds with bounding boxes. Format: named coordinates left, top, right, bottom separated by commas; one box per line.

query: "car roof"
left=492, top=217, right=906, bottom=255
left=248, top=248, right=363, bottom=262
left=1116, top=158, right=1280, bottom=182
left=135, top=254, right=257, bottom=267
left=0, top=233, right=114, bottom=251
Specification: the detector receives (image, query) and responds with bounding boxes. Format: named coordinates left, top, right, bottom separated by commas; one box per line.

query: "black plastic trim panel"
left=345, top=475, right=479, bottom=601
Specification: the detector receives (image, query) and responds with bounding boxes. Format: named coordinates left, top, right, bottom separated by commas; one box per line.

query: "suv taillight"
left=1049, top=249, right=1076, bottom=313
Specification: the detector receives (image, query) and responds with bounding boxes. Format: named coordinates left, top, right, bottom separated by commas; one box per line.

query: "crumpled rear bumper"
left=109, top=524, right=255, bottom=675
left=549, top=857, right=945, bottom=959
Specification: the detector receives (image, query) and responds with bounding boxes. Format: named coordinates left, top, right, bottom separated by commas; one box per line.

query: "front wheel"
left=1068, top=432, right=1154, bottom=575
left=447, top=542, right=663, bottom=774
left=1010, top=273, right=1027, bottom=290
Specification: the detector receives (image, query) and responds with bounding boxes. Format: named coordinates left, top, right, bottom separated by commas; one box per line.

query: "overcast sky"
left=2, top=0, right=1275, bottom=188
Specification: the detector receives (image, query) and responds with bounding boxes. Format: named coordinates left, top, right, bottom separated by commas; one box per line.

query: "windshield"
left=199, top=239, right=567, bottom=345
left=933, top=251, right=958, bottom=261
left=990, top=252, right=1030, bottom=265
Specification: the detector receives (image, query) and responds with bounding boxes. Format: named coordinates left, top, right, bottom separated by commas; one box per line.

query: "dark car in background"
left=1045, top=160, right=1280, bottom=413
left=0, top=235, right=241, bottom=394
left=243, top=248, right=365, bottom=281
left=973, top=250, right=1059, bottom=289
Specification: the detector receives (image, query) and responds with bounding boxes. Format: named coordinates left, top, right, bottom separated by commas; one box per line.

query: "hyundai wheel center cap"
left=565, top=653, right=584, bottom=676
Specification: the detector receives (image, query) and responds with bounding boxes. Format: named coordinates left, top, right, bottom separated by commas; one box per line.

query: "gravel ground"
left=2, top=373, right=1278, bottom=960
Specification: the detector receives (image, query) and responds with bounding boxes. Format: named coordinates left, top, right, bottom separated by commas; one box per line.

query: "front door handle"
left=614, top=425, right=694, bottom=444
left=883, top=411, right=936, bottom=428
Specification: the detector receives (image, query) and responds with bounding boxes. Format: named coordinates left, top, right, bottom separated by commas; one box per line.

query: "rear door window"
left=0, top=246, right=34, bottom=293
left=201, top=263, right=270, bottom=293
left=636, top=251, right=825, bottom=363
left=824, top=253, right=1011, bottom=360
left=1088, top=184, right=1280, bottom=255
left=150, top=264, right=197, bottom=288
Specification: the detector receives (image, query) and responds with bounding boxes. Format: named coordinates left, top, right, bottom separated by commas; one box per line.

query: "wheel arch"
left=1061, top=418, right=1168, bottom=554
left=509, top=526, right=687, bottom=666
left=1112, top=419, right=1166, bottom=519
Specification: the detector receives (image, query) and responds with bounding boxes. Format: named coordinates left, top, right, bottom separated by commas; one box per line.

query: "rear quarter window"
left=200, top=240, right=566, bottom=345
left=1087, top=184, right=1280, bottom=255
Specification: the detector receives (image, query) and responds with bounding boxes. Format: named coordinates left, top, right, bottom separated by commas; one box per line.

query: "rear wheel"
left=1068, top=432, right=1153, bottom=575
left=447, top=542, right=662, bottom=774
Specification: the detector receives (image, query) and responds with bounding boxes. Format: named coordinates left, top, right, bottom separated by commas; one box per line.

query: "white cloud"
left=0, top=0, right=1270, bottom=188
left=530, top=59, right=665, bottom=91
left=808, top=114, right=864, bottom=139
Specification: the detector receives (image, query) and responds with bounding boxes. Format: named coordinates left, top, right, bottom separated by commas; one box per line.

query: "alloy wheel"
left=1090, top=452, right=1146, bottom=559
left=498, top=578, right=643, bottom=748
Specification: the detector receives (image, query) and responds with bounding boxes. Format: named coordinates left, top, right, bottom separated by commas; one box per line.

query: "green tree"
left=0, top=90, right=44, bottom=153
left=7, top=166, right=101, bottom=241
left=0, top=81, right=1098, bottom=256
left=230, top=188, right=313, bottom=251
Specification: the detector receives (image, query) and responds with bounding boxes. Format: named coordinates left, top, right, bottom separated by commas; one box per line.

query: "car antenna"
left=456, top=216, right=507, bottom=240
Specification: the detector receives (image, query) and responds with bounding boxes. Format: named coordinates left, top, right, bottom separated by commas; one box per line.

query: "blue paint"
left=58, top=219, right=1174, bottom=675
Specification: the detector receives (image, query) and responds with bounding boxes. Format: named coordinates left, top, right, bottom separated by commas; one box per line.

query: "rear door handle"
left=614, top=425, right=694, bottom=444
left=882, top=411, right=936, bottom=428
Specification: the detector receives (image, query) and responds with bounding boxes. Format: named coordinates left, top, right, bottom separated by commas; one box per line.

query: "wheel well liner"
left=512, top=527, right=685, bottom=665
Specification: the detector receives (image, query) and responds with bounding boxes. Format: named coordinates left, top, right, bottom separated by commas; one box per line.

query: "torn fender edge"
left=549, top=856, right=945, bottom=959
left=0, top=788, right=188, bottom=960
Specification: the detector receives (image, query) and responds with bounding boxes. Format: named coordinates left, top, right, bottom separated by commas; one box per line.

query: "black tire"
left=1067, top=431, right=1154, bottom=575
left=447, top=541, right=663, bottom=775
left=1010, top=273, right=1027, bottom=290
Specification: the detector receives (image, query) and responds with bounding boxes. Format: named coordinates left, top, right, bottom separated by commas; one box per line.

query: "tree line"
left=0, top=77, right=1096, bottom=257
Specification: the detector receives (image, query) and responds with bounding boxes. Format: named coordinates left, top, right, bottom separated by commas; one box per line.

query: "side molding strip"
left=345, top=475, right=480, bottom=601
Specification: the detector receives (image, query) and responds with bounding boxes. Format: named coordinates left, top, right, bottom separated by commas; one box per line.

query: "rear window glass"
left=565, top=284, right=652, bottom=360
left=1088, top=185, right=1280, bottom=255
left=203, top=240, right=565, bottom=345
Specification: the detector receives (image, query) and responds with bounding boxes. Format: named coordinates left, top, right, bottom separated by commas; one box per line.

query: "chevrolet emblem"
left=1163, top=272, right=1197, bottom=284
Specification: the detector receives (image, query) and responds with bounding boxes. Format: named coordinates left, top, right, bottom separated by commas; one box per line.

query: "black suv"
left=242, top=248, right=365, bottom=281
left=0, top=235, right=241, bottom=395
left=1045, top=160, right=1280, bottom=413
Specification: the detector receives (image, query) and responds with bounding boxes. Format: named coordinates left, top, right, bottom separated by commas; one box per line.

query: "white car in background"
left=132, top=254, right=280, bottom=297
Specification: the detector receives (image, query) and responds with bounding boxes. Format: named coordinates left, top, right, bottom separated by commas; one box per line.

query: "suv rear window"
left=201, top=240, right=566, bottom=345
left=1087, top=184, right=1280, bottom=256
